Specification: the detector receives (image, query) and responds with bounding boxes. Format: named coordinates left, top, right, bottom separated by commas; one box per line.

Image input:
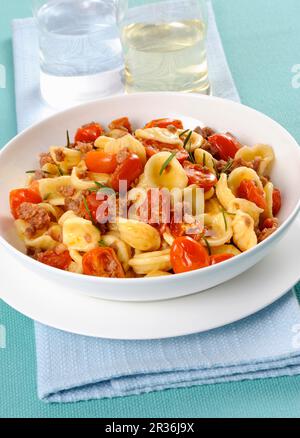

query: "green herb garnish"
left=222, top=210, right=228, bottom=231
left=182, top=130, right=193, bottom=149
left=182, top=130, right=195, bottom=163
left=66, top=130, right=71, bottom=148
left=159, top=152, right=177, bottom=176
left=212, top=160, right=220, bottom=179
left=57, top=165, right=65, bottom=176
left=202, top=237, right=212, bottom=256
left=222, top=158, right=234, bottom=174
left=203, top=153, right=207, bottom=167
left=179, top=129, right=190, bottom=138
left=43, top=193, right=52, bottom=201
left=26, top=170, right=52, bottom=175
left=83, top=197, right=96, bottom=226
left=98, top=240, right=107, bottom=247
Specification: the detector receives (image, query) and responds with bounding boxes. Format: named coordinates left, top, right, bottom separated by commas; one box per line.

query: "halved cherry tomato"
left=75, top=122, right=104, bottom=143
left=85, top=150, right=117, bottom=174
left=110, top=153, right=143, bottom=192
left=145, top=118, right=183, bottom=130
left=10, top=188, right=42, bottom=219
left=272, top=188, right=282, bottom=216
left=208, top=133, right=240, bottom=160
left=237, top=179, right=267, bottom=210
left=109, top=117, right=132, bottom=133
left=210, top=254, right=235, bottom=265
left=81, top=192, right=109, bottom=223
left=37, top=250, right=72, bottom=271
left=169, top=215, right=203, bottom=241
left=82, top=247, right=125, bottom=278
left=170, top=236, right=210, bottom=274
left=261, top=217, right=278, bottom=230
left=183, top=161, right=217, bottom=191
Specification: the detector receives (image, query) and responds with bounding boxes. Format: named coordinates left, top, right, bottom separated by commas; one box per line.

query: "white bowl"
left=0, top=93, right=300, bottom=302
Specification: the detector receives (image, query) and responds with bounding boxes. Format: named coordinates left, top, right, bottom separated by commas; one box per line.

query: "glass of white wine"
left=117, top=0, right=210, bottom=94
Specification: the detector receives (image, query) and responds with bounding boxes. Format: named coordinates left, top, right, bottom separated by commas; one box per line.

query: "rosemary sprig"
left=83, top=197, right=97, bottom=226
left=222, top=158, right=234, bottom=174
left=182, top=130, right=193, bottom=149
left=43, top=193, right=52, bottom=201
left=179, top=129, right=190, bottom=138
left=98, top=240, right=107, bottom=247
left=57, top=165, right=65, bottom=176
left=203, top=152, right=207, bottom=168
left=202, top=236, right=212, bottom=256
left=159, top=152, right=177, bottom=176
left=26, top=170, right=52, bottom=175
left=182, top=130, right=195, bottom=164
left=66, top=130, right=71, bottom=148
left=212, top=159, right=220, bottom=179
left=222, top=209, right=228, bottom=231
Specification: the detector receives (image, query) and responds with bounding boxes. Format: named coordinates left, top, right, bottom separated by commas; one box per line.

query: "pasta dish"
left=9, top=117, right=282, bottom=278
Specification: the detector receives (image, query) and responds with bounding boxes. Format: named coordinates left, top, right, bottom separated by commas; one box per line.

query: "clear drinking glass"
left=117, top=0, right=210, bottom=94
left=33, top=0, right=123, bottom=108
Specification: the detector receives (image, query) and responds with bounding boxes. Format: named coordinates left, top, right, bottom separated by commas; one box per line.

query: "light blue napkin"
left=12, top=3, right=300, bottom=403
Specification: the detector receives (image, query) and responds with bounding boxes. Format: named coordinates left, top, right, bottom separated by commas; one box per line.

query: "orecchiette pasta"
left=232, top=211, right=257, bottom=251
left=117, top=218, right=161, bottom=251
left=235, top=144, right=275, bottom=176
left=135, top=128, right=183, bottom=147
left=38, top=176, right=73, bottom=205
left=49, top=147, right=81, bottom=174
left=63, top=217, right=101, bottom=252
left=194, top=148, right=216, bottom=174
left=129, top=249, right=172, bottom=275
left=204, top=212, right=233, bottom=247
left=144, top=152, right=188, bottom=190
left=263, top=182, right=274, bottom=219
left=10, top=117, right=282, bottom=278
left=227, top=167, right=264, bottom=196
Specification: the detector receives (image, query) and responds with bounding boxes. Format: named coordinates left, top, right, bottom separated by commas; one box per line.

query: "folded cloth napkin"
left=12, top=2, right=300, bottom=403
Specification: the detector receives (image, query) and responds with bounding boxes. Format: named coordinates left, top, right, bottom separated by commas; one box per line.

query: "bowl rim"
left=1, top=91, right=300, bottom=284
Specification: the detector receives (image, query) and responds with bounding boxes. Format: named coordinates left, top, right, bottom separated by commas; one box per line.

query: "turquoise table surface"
left=1, top=0, right=300, bottom=418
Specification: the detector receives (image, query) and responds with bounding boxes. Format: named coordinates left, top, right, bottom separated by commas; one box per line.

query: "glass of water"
left=33, top=0, right=123, bottom=108
left=117, top=0, right=210, bottom=94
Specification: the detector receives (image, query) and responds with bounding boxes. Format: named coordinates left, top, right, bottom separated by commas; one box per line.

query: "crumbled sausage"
left=258, top=218, right=279, bottom=243
left=116, top=148, right=130, bottom=164
left=40, top=152, right=54, bottom=167
left=201, top=127, right=216, bottom=139
left=19, top=203, right=51, bottom=235
left=64, top=197, right=82, bottom=215
left=58, top=185, right=76, bottom=197
left=74, top=142, right=94, bottom=154
left=54, top=149, right=66, bottom=162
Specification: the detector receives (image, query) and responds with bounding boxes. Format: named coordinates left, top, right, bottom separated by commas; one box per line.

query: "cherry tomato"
left=10, top=188, right=42, bottom=219
left=208, top=133, right=240, bottom=160
left=261, top=217, right=278, bottom=229
left=81, top=192, right=109, bottom=223
left=75, top=122, right=104, bottom=143
left=210, top=254, right=235, bottom=265
left=85, top=150, right=117, bottom=174
left=145, top=118, right=183, bottom=130
left=37, top=250, right=72, bottom=271
left=82, top=247, right=125, bottom=278
left=110, top=153, right=143, bottom=192
left=237, top=180, right=267, bottom=210
left=169, top=216, right=203, bottom=241
left=170, top=236, right=210, bottom=274
left=109, top=117, right=132, bottom=133
left=272, top=188, right=282, bottom=216
left=183, top=161, right=217, bottom=191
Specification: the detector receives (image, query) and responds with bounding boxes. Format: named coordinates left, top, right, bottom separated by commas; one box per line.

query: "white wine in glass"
left=117, top=0, right=210, bottom=94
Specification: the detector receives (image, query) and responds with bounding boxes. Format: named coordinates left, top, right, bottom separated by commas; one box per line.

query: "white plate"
left=1, top=216, right=299, bottom=340
left=1, top=93, right=300, bottom=302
